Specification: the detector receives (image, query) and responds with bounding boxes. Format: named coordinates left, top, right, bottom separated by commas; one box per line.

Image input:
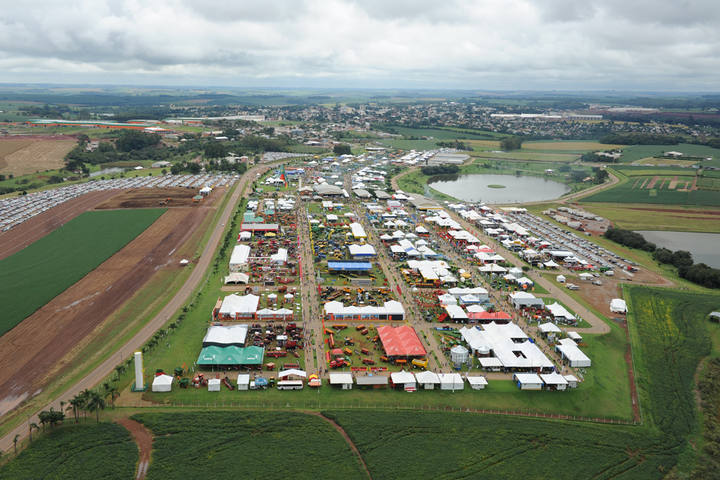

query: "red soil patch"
left=646, top=176, right=659, bottom=189
left=95, top=187, right=220, bottom=210
left=668, top=176, right=679, bottom=189
left=117, top=418, right=153, bottom=480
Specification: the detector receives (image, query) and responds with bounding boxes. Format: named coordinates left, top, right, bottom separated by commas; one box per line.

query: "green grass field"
left=619, top=143, right=720, bottom=163
left=133, top=411, right=366, bottom=480
left=326, top=410, right=676, bottom=479
left=0, top=423, right=137, bottom=480
left=0, top=209, right=165, bottom=336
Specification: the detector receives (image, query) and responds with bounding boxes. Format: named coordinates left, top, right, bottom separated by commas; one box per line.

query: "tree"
left=86, top=391, right=106, bottom=423
left=333, top=144, right=352, bottom=156
left=13, top=434, right=19, bottom=455
left=76, top=134, right=90, bottom=145
left=500, top=136, right=522, bottom=150
left=29, top=423, right=39, bottom=442
left=204, top=141, right=226, bottom=159
left=593, top=168, right=609, bottom=184
left=115, top=130, right=161, bottom=152
left=67, top=396, right=83, bottom=423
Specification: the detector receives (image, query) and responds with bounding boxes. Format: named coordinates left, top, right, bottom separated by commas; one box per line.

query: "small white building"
left=465, top=375, right=488, bottom=390
left=390, top=371, right=417, bottom=392
left=208, top=378, right=221, bottom=392
left=151, top=374, right=174, bottom=392
left=237, top=373, right=250, bottom=390
left=438, top=373, right=464, bottom=391
left=329, top=372, right=354, bottom=390
left=540, top=372, right=568, bottom=391
left=610, top=298, right=627, bottom=314
left=514, top=373, right=543, bottom=390
left=415, top=371, right=440, bottom=390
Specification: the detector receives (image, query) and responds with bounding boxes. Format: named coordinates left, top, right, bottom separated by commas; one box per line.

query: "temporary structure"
left=415, top=371, right=440, bottom=390
left=465, top=375, right=488, bottom=390
left=208, top=378, right=221, bottom=392
left=151, top=374, right=174, bottom=392
left=438, top=373, right=464, bottom=391
left=610, top=298, right=627, bottom=314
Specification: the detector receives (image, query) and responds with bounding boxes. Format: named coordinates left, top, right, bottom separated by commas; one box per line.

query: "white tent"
left=513, top=373, right=543, bottom=390
left=415, top=371, right=440, bottom=390
left=151, top=374, right=174, bottom=392
left=556, top=338, right=591, bottom=367
left=538, top=322, right=562, bottom=334
left=438, top=373, right=464, bottom=391
left=329, top=372, right=354, bottom=390
left=610, top=298, right=627, bottom=313
left=479, top=264, right=507, bottom=273
left=465, top=375, right=488, bottom=390
left=540, top=372, right=568, bottom=390
left=546, top=302, right=576, bottom=321
left=208, top=378, right=221, bottom=392
left=390, top=371, right=417, bottom=391
left=556, top=275, right=566, bottom=283
left=237, top=373, right=250, bottom=390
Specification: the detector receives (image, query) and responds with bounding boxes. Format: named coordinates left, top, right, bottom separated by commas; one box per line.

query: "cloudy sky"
left=1, top=0, right=718, bottom=91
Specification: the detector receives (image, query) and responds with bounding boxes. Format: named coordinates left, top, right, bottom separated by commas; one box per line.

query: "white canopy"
left=151, top=374, right=174, bottom=392
left=610, top=298, right=627, bottom=313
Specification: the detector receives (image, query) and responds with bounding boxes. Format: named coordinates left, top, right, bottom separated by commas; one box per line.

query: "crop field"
left=580, top=203, right=720, bottom=233
left=581, top=172, right=720, bottom=206
left=133, top=411, right=366, bottom=480
left=619, top=143, right=720, bottom=163
left=387, top=126, right=501, bottom=140
left=624, top=287, right=716, bottom=438
left=472, top=150, right=579, bottom=162
left=521, top=140, right=621, bottom=152
left=0, top=208, right=165, bottom=336
left=0, top=423, right=137, bottom=480
left=0, top=138, right=76, bottom=176
left=326, top=410, right=677, bottom=479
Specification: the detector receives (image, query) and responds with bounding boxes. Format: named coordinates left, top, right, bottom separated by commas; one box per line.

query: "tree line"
left=421, top=165, right=461, bottom=175
left=604, top=227, right=720, bottom=288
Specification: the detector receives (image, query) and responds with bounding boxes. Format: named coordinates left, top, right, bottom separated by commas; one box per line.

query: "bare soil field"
left=95, top=186, right=221, bottom=209
left=0, top=205, right=213, bottom=415
left=0, top=137, right=76, bottom=176
left=0, top=190, right=122, bottom=260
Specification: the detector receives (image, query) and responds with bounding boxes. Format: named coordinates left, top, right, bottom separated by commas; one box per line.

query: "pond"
left=636, top=231, right=720, bottom=268
left=428, top=174, right=570, bottom=204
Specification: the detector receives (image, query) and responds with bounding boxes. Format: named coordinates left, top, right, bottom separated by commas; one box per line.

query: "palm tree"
left=105, top=384, right=119, bottom=409
left=79, top=389, right=93, bottom=421
left=28, top=423, right=39, bottom=442
left=67, top=396, right=82, bottom=424
left=13, top=434, right=19, bottom=455
left=86, top=391, right=106, bottom=423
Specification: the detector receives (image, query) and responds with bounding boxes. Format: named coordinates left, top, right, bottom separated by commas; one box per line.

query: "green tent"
left=196, top=345, right=264, bottom=367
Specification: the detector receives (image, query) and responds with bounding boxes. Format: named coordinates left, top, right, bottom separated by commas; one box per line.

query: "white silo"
left=450, top=345, right=469, bottom=368
left=134, top=351, right=144, bottom=391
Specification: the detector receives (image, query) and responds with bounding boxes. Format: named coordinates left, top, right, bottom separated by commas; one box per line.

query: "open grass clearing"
left=0, top=208, right=165, bottom=336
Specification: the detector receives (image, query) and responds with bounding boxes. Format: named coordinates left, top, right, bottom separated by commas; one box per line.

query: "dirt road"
left=117, top=418, right=153, bottom=480
left=0, top=163, right=279, bottom=453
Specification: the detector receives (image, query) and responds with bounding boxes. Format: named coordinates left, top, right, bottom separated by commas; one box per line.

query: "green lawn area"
left=472, top=150, right=579, bottom=162
left=0, top=423, right=137, bottom=480
left=133, top=411, right=366, bottom=480
left=0, top=209, right=165, bottom=336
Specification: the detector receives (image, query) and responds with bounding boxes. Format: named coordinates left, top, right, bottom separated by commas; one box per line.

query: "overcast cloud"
left=0, top=0, right=718, bottom=90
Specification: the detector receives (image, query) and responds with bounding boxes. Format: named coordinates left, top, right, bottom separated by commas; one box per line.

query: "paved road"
left=0, top=163, right=279, bottom=453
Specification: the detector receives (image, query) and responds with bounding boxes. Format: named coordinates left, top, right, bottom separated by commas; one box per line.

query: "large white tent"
left=152, top=374, right=174, bottom=392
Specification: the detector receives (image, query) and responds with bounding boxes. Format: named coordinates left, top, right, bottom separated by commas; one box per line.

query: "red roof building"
left=469, top=311, right=512, bottom=323
left=377, top=325, right=426, bottom=358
